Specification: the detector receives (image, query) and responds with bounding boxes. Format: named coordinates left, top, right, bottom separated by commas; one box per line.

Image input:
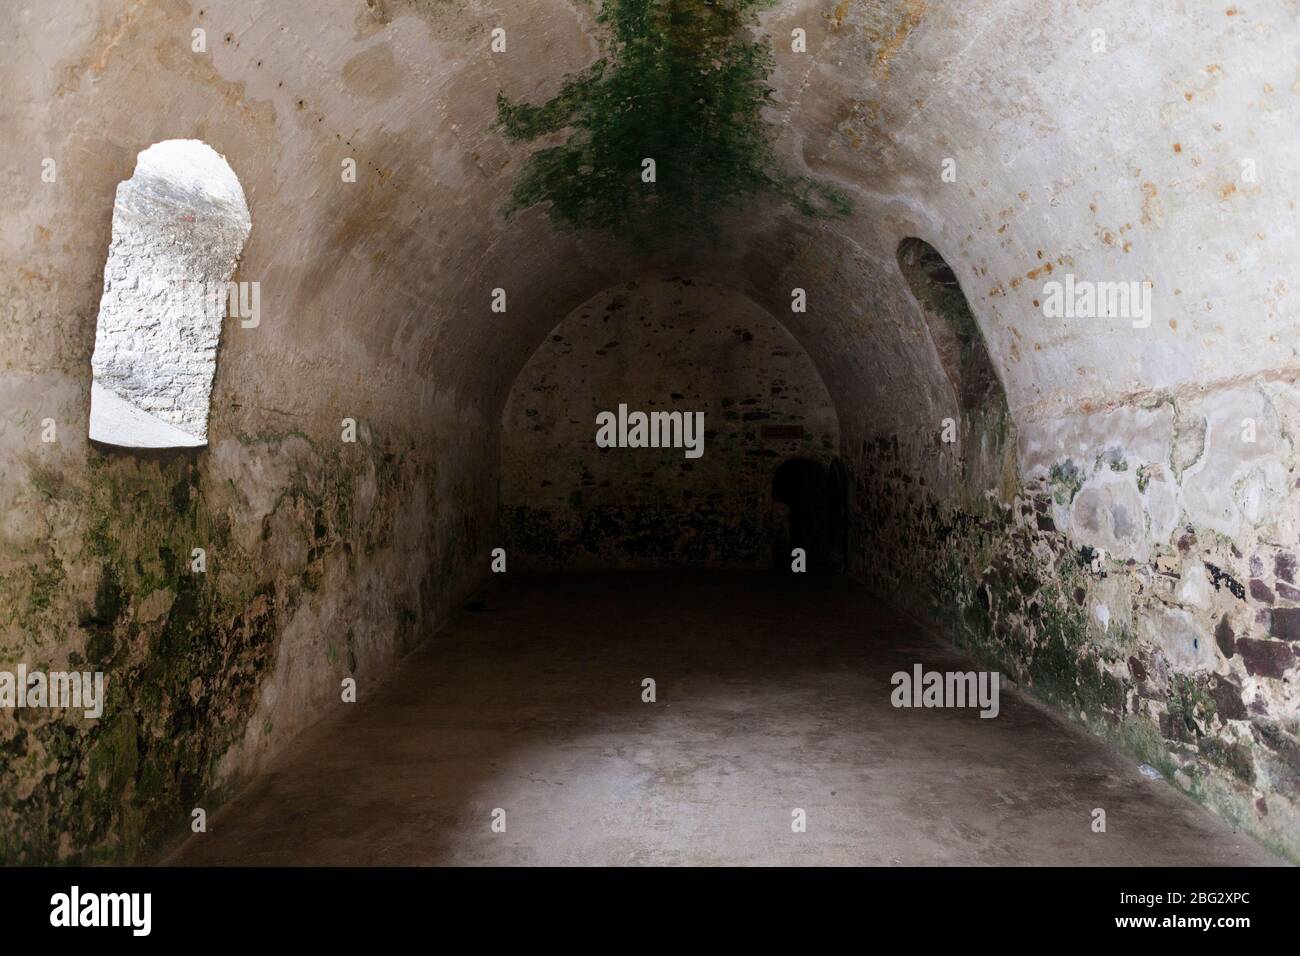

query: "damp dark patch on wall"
left=849, top=427, right=1300, bottom=863
left=0, top=432, right=430, bottom=863
left=495, top=0, right=851, bottom=242
left=506, top=501, right=769, bottom=566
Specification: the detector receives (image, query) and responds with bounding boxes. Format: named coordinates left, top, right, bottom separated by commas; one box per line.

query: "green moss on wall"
left=496, top=0, right=850, bottom=241
left=850, top=417, right=1300, bottom=862
left=1048, top=459, right=1084, bottom=505
left=0, top=431, right=423, bottom=863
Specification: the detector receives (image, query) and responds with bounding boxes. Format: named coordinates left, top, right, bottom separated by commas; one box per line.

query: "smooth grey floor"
left=165, top=572, right=1281, bottom=866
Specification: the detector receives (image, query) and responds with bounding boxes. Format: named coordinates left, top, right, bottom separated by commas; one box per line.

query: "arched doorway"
left=771, top=457, right=846, bottom=573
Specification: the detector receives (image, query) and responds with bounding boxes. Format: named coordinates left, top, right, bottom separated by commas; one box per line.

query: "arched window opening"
left=896, top=238, right=1000, bottom=415
left=88, top=139, right=251, bottom=448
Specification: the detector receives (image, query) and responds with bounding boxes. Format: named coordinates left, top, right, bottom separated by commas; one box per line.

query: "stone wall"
left=0, top=0, right=500, bottom=862
left=847, top=377, right=1300, bottom=861
left=501, top=278, right=839, bottom=568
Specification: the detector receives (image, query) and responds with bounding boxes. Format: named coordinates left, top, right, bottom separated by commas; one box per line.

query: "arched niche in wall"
left=897, top=237, right=1015, bottom=494
left=896, top=237, right=1002, bottom=415
left=88, top=139, right=251, bottom=448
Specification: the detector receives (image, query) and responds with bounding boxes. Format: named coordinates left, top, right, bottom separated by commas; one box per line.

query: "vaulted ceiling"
left=3, top=0, right=1297, bottom=450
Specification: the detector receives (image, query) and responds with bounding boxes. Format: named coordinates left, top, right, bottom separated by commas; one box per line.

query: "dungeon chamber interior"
left=1, top=0, right=1298, bottom=864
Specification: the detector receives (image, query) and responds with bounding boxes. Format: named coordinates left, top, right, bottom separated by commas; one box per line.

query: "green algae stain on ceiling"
left=495, top=0, right=851, bottom=242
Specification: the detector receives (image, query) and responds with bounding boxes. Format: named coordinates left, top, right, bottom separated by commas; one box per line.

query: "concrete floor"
left=165, top=572, right=1280, bottom=866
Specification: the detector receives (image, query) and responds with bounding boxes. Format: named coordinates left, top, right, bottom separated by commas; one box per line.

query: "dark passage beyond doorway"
left=165, top=573, right=1275, bottom=867
left=771, top=458, right=846, bottom=573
